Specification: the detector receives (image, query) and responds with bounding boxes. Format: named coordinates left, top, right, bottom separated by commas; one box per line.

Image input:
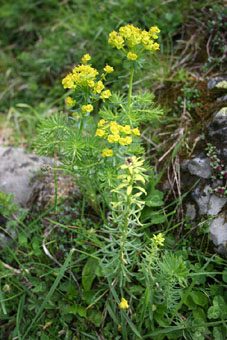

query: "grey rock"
left=207, top=107, right=227, bottom=162
left=181, top=159, right=190, bottom=172
left=207, top=76, right=227, bottom=89
left=185, top=203, right=196, bottom=220
left=217, top=94, right=227, bottom=103
left=208, top=195, right=227, bottom=215
left=193, top=185, right=211, bottom=215
left=209, top=213, right=227, bottom=256
left=0, top=147, right=53, bottom=207
left=192, top=185, right=227, bottom=216
left=0, top=233, right=12, bottom=249
left=187, top=157, right=211, bottom=178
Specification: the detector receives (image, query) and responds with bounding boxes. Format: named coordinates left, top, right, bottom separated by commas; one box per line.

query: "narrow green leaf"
left=22, top=248, right=75, bottom=339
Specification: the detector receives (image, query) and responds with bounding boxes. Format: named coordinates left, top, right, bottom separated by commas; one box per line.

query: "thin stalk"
left=79, top=116, right=84, bottom=133
left=127, top=65, right=134, bottom=112
left=54, top=162, right=58, bottom=214
left=119, top=198, right=131, bottom=285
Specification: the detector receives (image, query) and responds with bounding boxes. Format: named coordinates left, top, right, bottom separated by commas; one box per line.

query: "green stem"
left=79, top=116, right=84, bottom=133
left=119, top=197, right=131, bottom=285
left=54, top=162, right=58, bottom=214
left=128, top=65, right=134, bottom=112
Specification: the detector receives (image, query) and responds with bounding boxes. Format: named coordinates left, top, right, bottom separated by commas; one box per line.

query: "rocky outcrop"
left=0, top=147, right=53, bottom=207
left=182, top=77, right=227, bottom=256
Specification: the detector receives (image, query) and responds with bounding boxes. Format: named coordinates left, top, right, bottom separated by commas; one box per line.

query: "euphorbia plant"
left=36, top=24, right=191, bottom=340
left=36, top=24, right=163, bottom=214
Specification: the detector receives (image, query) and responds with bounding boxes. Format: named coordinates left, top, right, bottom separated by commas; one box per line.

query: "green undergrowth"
left=0, top=0, right=197, bottom=146
left=0, top=193, right=226, bottom=339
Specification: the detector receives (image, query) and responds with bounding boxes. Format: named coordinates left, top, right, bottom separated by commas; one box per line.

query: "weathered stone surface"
left=192, top=184, right=227, bottom=216
left=187, top=157, right=211, bottom=178
left=209, top=213, right=227, bottom=256
left=217, top=94, right=227, bottom=103
left=0, top=147, right=53, bottom=207
left=185, top=203, right=196, bottom=220
left=207, top=107, right=227, bottom=162
left=207, top=76, right=227, bottom=89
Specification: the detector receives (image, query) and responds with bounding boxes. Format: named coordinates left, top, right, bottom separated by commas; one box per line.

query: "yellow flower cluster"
left=152, top=233, right=165, bottom=247
left=108, top=24, right=160, bottom=58
left=104, top=64, right=114, bottom=73
left=100, top=89, right=111, bottom=100
left=96, top=120, right=140, bottom=147
left=62, top=64, right=99, bottom=89
left=81, top=53, right=91, bottom=64
left=82, top=104, right=93, bottom=113
left=108, top=31, right=124, bottom=50
left=96, top=120, right=140, bottom=157
left=127, top=52, right=138, bottom=60
left=65, top=96, right=76, bottom=107
left=102, top=148, right=113, bottom=157
left=62, top=54, right=113, bottom=108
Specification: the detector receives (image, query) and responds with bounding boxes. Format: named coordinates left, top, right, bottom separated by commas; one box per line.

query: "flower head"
left=127, top=52, right=138, bottom=61
left=119, top=297, right=129, bottom=309
left=102, top=148, right=113, bottom=157
left=81, top=54, right=91, bottom=64
left=149, top=26, right=160, bottom=39
left=65, top=96, right=76, bottom=107
left=95, top=129, right=106, bottom=137
left=82, top=104, right=93, bottom=113
left=97, top=119, right=106, bottom=127
left=104, top=65, right=114, bottom=73
left=152, top=233, right=165, bottom=247
left=132, top=127, right=140, bottom=136
left=93, top=80, right=104, bottom=94
left=100, top=89, right=112, bottom=100
left=108, top=31, right=124, bottom=50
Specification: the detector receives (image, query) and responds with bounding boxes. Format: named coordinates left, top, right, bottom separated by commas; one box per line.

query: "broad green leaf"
left=213, top=326, right=226, bottom=340
left=82, top=258, right=98, bottom=291
left=208, top=305, right=220, bottom=319
left=190, top=291, right=208, bottom=307
left=77, top=305, right=87, bottom=317
left=145, top=189, right=164, bottom=207
left=18, top=234, right=28, bottom=247
left=222, top=271, right=227, bottom=283
left=87, top=309, right=103, bottom=327
left=193, top=308, right=206, bottom=322
left=141, top=207, right=166, bottom=224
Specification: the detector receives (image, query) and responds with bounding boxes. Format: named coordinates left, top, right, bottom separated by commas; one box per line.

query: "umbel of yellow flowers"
left=62, top=54, right=114, bottom=109
left=95, top=120, right=141, bottom=156
left=108, top=24, right=160, bottom=61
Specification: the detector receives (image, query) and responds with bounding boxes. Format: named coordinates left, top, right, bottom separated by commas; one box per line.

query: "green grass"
left=0, top=197, right=226, bottom=339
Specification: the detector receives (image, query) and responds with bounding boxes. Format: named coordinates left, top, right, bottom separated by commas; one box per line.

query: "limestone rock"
left=207, top=107, right=227, bottom=162
left=187, top=156, right=211, bottom=178
left=207, top=76, right=227, bottom=89
left=0, top=147, right=53, bottom=207
left=192, top=185, right=226, bottom=216
left=209, top=213, right=227, bottom=256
